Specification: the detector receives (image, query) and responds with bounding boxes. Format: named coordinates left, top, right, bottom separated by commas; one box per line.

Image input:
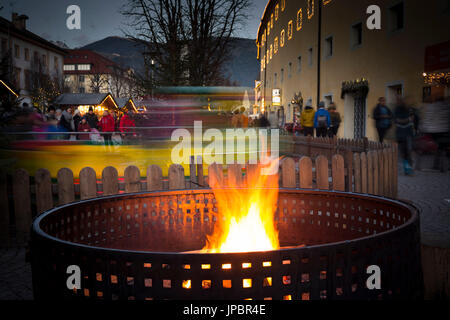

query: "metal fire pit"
left=30, top=189, right=422, bottom=300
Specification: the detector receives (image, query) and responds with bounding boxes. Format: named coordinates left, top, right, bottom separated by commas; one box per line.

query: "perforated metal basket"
left=30, top=188, right=422, bottom=300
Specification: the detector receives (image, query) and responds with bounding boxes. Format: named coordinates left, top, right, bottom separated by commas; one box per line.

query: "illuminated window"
left=288, top=20, right=293, bottom=40
left=63, top=64, right=75, bottom=71
left=280, top=30, right=285, bottom=47
left=271, top=13, right=274, bottom=28
left=77, top=64, right=91, bottom=71
left=275, top=4, right=279, bottom=20
left=323, top=0, right=332, bottom=5
left=308, top=0, right=314, bottom=19
left=281, top=0, right=286, bottom=11
left=274, top=37, right=279, bottom=54
left=267, top=22, right=271, bottom=35
left=297, top=9, right=303, bottom=31
left=270, top=44, right=273, bottom=60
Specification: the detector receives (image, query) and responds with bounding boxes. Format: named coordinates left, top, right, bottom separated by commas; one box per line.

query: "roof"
left=54, top=93, right=112, bottom=106
left=256, top=0, right=277, bottom=44
left=0, top=16, right=67, bottom=55
left=116, top=97, right=137, bottom=112
left=64, top=49, right=122, bottom=74
left=0, top=79, right=19, bottom=97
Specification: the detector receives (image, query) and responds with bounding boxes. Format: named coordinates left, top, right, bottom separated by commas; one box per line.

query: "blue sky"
left=0, top=0, right=267, bottom=48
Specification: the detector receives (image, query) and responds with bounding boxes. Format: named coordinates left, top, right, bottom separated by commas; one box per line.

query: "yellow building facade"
left=256, top=0, right=450, bottom=139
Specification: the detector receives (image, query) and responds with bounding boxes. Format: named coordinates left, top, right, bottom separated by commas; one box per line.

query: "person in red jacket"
left=98, top=110, right=115, bottom=146
left=119, top=111, right=136, bottom=142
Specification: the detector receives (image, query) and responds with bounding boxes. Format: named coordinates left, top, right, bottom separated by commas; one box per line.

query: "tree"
left=88, top=74, right=109, bottom=93
left=122, top=0, right=251, bottom=87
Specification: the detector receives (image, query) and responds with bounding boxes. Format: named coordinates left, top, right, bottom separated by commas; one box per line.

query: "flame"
left=202, top=158, right=280, bottom=253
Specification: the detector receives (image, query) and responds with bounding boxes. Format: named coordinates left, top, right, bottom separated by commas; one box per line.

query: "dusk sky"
left=0, top=0, right=267, bottom=48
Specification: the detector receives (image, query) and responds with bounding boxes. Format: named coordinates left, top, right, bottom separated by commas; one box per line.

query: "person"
left=85, top=107, right=99, bottom=129
left=59, top=107, right=74, bottom=139
left=373, top=97, right=393, bottom=143
left=46, top=106, right=56, bottom=121
left=327, top=102, right=341, bottom=137
left=119, top=111, right=136, bottom=142
left=231, top=109, right=241, bottom=128
left=240, top=107, right=249, bottom=128
left=98, top=110, right=115, bottom=147
left=394, top=97, right=415, bottom=175
left=77, top=117, right=91, bottom=141
left=72, top=109, right=82, bottom=133
left=300, top=101, right=315, bottom=136
left=257, top=113, right=270, bottom=128
left=314, top=101, right=330, bottom=137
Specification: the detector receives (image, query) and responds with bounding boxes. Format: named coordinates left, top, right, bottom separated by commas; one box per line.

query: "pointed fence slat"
left=79, top=167, right=97, bottom=200
left=353, top=153, right=361, bottom=193
left=35, top=168, right=53, bottom=214
left=281, top=157, right=296, bottom=188
left=316, top=155, right=329, bottom=190
left=13, top=169, right=31, bottom=244
left=102, top=166, right=119, bottom=196
left=332, top=154, right=345, bottom=191
left=360, top=152, right=368, bottom=194
left=124, top=166, right=141, bottom=193
left=372, top=151, right=379, bottom=196
left=147, top=165, right=163, bottom=191
left=383, top=149, right=390, bottom=197
left=367, top=151, right=374, bottom=194
left=345, top=150, right=353, bottom=192
left=299, top=156, right=313, bottom=189
left=378, top=150, right=384, bottom=196
left=208, top=163, right=223, bottom=187
left=0, top=170, right=10, bottom=246
left=168, top=164, right=185, bottom=190
left=57, top=168, right=75, bottom=205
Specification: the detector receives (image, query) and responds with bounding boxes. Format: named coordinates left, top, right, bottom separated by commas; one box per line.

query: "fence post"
left=316, top=155, right=329, bottom=190
left=0, top=170, right=10, bottom=246
left=57, top=168, right=75, bottom=205
left=13, top=169, right=31, bottom=245
left=281, top=157, right=296, bottom=188
left=332, top=154, right=345, bottom=191
left=299, top=156, right=313, bottom=189
left=35, top=168, right=53, bottom=214
left=147, top=165, right=163, bottom=191
left=168, top=164, right=185, bottom=190
left=102, top=166, right=119, bottom=196
left=124, top=166, right=141, bottom=193
left=79, top=167, right=97, bottom=200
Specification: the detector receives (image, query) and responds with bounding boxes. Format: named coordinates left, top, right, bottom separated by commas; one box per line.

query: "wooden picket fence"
left=0, top=144, right=397, bottom=246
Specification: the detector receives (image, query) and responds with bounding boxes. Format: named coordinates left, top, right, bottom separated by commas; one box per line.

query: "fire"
left=202, top=158, right=280, bottom=253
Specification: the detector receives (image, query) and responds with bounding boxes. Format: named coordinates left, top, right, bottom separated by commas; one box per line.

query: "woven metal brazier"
left=30, top=188, right=422, bottom=300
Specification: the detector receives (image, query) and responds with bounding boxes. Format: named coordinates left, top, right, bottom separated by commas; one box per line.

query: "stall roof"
left=54, top=93, right=116, bottom=106
left=116, top=97, right=138, bottom=112
left=0, top=79, right=19, bottom=97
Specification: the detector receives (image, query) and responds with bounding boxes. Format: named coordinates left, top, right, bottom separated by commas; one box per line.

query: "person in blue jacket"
left=314, top=101, right=331, bottom=137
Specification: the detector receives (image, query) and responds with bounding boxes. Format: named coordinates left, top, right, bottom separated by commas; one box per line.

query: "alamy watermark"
left=170, top=121, right=280, bottom=175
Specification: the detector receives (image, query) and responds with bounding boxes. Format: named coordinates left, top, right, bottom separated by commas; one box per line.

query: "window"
left=297, top=9, right=303, bottom=31
left=275, top=4, right=279, bottom=20
left=281, top=0, right=286, bottom=11
left=33, top=51, right=38, bottom=64
left=308, top=48, right=313, bottom=66
left=42, top=54, right=47, bottom=67
left=64, top=64, right=76, bottom=71
left=307, top=0, right=315, bottom=19
left=77, top=64, right=91, bottom=71
left=351, top=23, right=362, bottom=47
left=24, top=70, right=32, bottom=90
left=281, top=68, right=284, bottom=83
left=13, top=67, right=21, bottom=87
left=288, top=20, right=293, bottom=40
left=270, top=44, right=273, bottom=60
left=288, top=62, right=292, bottom=78
left=79, top=75, right=85, bottom=82
left=79, top=86, right=85, bottom=93
left=274, top=37, right=279, bottom=54
left=389, top=2, right=404, bottom=32
left=297, top=56, right=302, bottom=73
left=325, top=36, right=333, bottom=58
left=14, top=44, right=20, bottom=58
left=280, top=30, right=285, bottom=47
left=323, top=0, right=332, bottom=5
left=324, top=95, right=333, bottom=107
left=274, top=73, right=277, bottom=87
left=24, top=48, right=30, bottom=61
left=267, top=22, right=271, bottom=35
left=54, top=57, right=59, bottom=70
left=1, top=38, right=6, bottom=55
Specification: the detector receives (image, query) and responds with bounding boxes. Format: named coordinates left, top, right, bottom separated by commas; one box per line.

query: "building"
left=63, top=49, right=132, bottom=98
left=256, top=0, right=450, bottom=139
left=54, top=93, right=119, bottom=115
left=0, top=13, right=67, bottom=106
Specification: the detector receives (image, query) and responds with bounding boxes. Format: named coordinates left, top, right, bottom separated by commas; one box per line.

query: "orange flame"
left=202, top=158, right=280, bottom=253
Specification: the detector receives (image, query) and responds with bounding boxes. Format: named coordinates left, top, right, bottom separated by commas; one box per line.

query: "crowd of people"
left=0, top=105, right=137, bottom=145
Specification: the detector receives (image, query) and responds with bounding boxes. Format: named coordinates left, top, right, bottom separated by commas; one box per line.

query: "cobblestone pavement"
left=398, top=157, right=450, bottom=248
left=0, top=158, right=449, bottom=300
